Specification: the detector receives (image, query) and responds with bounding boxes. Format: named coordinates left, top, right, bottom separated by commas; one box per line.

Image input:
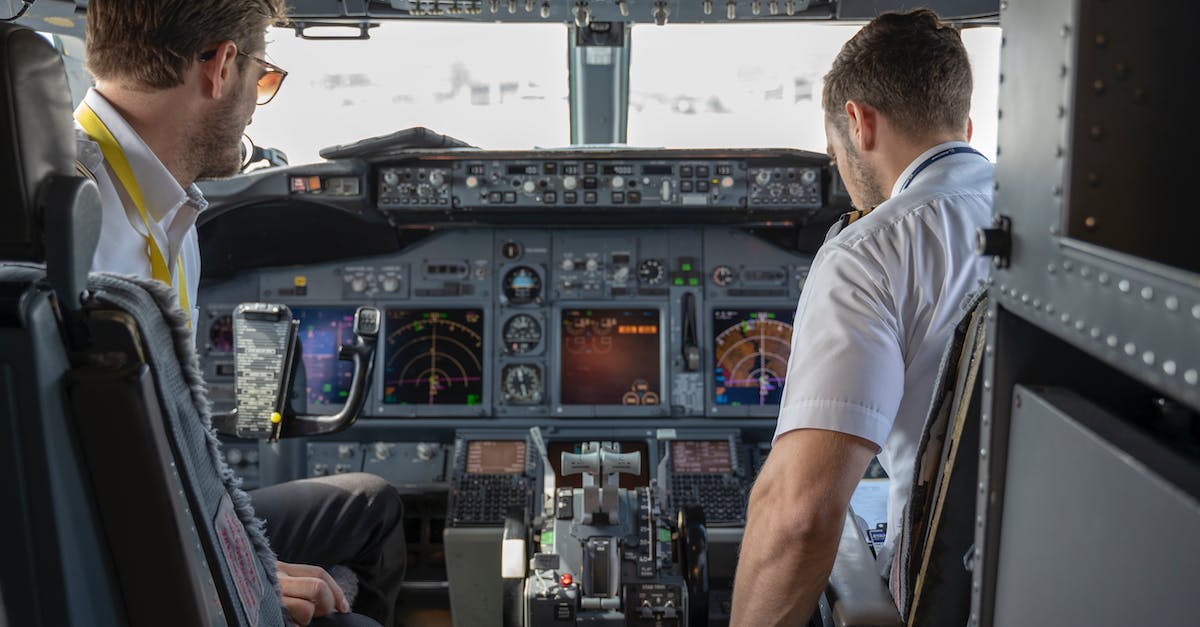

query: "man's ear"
left=844, top=100, right=878, bottom=152
left=200, top=40, right=239, bottom=100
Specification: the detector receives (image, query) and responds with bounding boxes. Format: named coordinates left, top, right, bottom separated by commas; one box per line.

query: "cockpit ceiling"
left=26, top=0, right=999, bottom=38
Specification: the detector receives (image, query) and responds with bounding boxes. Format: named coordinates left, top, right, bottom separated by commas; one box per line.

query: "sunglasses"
left=199, top=48, right=288, bottom=106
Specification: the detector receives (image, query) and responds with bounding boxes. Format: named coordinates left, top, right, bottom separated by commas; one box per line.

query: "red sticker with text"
left=214, top=493, right=264, bottom=626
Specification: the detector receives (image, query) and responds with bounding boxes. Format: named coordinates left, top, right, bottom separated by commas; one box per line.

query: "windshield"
left=627, top=24, right=1001, bottom=158
left=252, top=22, right=570, bottom=164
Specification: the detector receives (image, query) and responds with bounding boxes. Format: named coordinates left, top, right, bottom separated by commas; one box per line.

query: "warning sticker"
left=214, top=493, right=264, bottom=626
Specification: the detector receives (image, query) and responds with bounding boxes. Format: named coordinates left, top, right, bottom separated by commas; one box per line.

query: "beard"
left=843, top=141, right=888, bottom=211
left=191, top=80, right=250, bottom=180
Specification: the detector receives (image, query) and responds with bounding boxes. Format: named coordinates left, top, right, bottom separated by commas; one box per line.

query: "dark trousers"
left=250, top=473, right=407, bottom=627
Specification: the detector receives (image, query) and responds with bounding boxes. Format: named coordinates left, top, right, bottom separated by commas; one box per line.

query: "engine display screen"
left=383, top=309, right=485, bottom=405
left=548, top=441, right=651, bottom=489
left=559, top=308, right=661, bottom=406
left=466, top=440, right=527, bottom=475
left=672, top=440, right=733, bottom=474
left=713, top=309, right=795, bottom=406
left=292, top=307, right=356, bottom=406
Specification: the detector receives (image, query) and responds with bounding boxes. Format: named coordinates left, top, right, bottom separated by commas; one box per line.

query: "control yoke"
left=213, top=303, right=380, bottom=441
left=560, top=442, right=641, bottom=524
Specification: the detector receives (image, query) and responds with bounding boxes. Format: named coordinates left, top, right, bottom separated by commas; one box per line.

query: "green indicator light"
left=681, top=263, right=693, bottom=272
left=467, top=394, right=480, bottom=406
left=674, top=278, right=685, bottom=286
left=658, top=528, right=672, bottom=543
left=541, top=531, right=555, bottom=546
left=338, top=390, right=349, bottom=398
left=688, top=278, right=699, bottom=286
left=323, top=384, right=332, bottom=393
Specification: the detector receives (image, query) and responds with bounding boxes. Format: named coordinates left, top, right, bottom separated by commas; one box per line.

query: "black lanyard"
left=899, top=145, right=986, bottom=192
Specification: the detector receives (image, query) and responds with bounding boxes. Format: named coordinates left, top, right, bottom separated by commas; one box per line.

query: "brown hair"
left=823, top=9, right=972, bottom=140
left=86, top=0, right=287, bottom=89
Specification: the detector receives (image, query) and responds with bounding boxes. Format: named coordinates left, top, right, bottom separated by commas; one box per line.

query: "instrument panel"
left=197, top=227, right=811, bottom=420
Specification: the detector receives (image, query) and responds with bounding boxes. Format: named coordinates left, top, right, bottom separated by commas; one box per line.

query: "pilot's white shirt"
left=75, top=88, right=206, bottom=333
left=774, top=141, right=993, bottom=565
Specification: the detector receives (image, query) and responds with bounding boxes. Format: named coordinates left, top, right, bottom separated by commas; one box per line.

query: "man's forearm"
left=729, top=495, right=842, bottom=626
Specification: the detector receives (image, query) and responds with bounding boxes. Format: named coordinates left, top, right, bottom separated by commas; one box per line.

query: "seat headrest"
left=0, top=24, right=76, bottom=261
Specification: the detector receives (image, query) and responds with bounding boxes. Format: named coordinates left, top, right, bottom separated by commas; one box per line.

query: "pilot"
left=75, top=2, right=405, bottom=626
left=731, top=9, right=993, bottom=624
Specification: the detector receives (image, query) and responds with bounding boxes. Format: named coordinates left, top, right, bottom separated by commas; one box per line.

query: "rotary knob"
left=429, top=171, right=445, bottom=186
left=585, top=258, right=599, bottom=272
left=523, top=180, right=537, bottom=194
left=373, top=442, right=394, bottom=461
left=611, top=175, right=625, bottom=189
left=755, top=170, right=771, bottom=186
left=382, top=276, right=400, bottom=292
left=561, top=258, right=576, bottom=271
left=350, top=276, right=368, bottom=293
left=383, top=170, right=400, bottom=187
left=612, top=266, right=630, bottom=282
left=416, top=442, right=438, bottom=461
left=562, top=175, right=578, bottom=190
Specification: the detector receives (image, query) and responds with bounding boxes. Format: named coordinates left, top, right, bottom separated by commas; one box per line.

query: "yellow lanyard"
left=74, top=102, right=191, bottom=322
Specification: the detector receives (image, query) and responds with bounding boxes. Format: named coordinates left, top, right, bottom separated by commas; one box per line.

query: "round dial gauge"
left=502, top=266, right=542, bottom=305
left=502, top=314, right=542, bottom=354
left=501, top=364, right=543, bottom=404
left=637, top=259, right=665, bottom=285
left=711, top=265, right=735, bottom=287
left=209, top=314, right=233, bottom=352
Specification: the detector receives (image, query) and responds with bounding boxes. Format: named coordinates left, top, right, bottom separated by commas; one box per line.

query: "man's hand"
left=730, top=428, right=876, bottom=626
left=277, top=561, right=351, bottom=626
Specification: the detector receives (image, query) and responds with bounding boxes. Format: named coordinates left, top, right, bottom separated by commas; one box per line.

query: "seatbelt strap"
left=74, top=102, right=190, bottom=323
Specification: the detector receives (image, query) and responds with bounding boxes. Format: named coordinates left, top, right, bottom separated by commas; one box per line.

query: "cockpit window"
left=252, top=22, right=570, bottom=165
left=627, top=24, right=1000, bottom=159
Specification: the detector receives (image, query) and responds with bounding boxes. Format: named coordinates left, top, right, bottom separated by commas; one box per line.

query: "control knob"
left=429, top=171, right=446, bottom=187
left=373, top=442, right=394, bottom=461
left=755, top=170, right=771, bottom=186
left=612, top=266, right=630, bottom=282
left=611, top=175, right=625, bottom=189
left=562, top=175, right=578, bottom=190
left=523, top=180, right=537, bottom=194
left=350, top=276, right=368, bottom=293
left=585, top=258, right=599, bottom=272
left=561, top=258, right=576, bottom=271
left=383, top=170, right=400, bottom=187
left=801, top=169, right=818, bottom=184
left=416, top=442, right=438, bottom=461
left=382, top=276, right=401, bottom=292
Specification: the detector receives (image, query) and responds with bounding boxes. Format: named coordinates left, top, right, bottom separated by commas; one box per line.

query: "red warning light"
left=560, top=573, right=573, bottom=587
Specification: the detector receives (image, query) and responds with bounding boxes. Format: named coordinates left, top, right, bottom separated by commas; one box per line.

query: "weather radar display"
left=383, top=309, right=485, bottom=405
left=712, top=309, right=794, bottom=406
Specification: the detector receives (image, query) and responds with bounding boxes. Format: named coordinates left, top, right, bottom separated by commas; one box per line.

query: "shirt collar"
left=889, top=140, right=973, bottom=199
left=82, top=88, right=205, bottom=220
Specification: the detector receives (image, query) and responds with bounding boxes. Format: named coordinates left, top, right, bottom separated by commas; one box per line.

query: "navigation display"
left=466, top=440, right=526, bottom=474
left=672, top=441, right=733, bottom=474
left=292, top=307, right=356, bottom=406
left=559, top=308, right=661, bottom=406
left=383, top=309, right=485, bottom=405
left=713, top=309, right=795, bottom=406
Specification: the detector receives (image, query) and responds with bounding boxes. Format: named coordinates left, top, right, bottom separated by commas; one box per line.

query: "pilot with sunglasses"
left=75, top=2, right=405, bottom=626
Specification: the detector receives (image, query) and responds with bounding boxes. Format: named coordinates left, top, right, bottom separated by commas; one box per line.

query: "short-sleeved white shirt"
left=773, top=141, right=994, bottom=561
left=75, top=88, right=206, bottom=333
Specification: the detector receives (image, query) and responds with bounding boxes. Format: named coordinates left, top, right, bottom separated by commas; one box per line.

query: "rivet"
left=1098, top=273, right=1110, bottom=286
left=1143, top=351, right=1156, bottom=366
left=1021, top=293, right=1030, bottom=304
left=1163, top=361, right=1177, bottom=376
left=1047, top=263, right=1057, bottom=274
left=1095, top=33, right=1108, bottom=47
left=1093, top=79, right=1106, bottom=95
left=1124, top=342, right=1137, bottom=356
left=1061, top=313, right=1071, bottom=324
left=1118, top=279, right=1131, bottom=293
left=1062, top=260, right=1074, bottom=272
left=1061, top=25, right=1072, bottom=38
left=984, top=380, right=993, bottom=391
left=1191, top=304, right=1200, bottom=320
left=1046, top=304, right=1056, bottom=315
left=979, top=448, right=987, bottom=460
left=1090, top=125, right=1103, bottom=140
left=1090, top=327, right=1102, bottom=339
left=1165, top=296, right=1179, bottom=311
left=1080, top=266, right=1091, bottom=278
left=1050, top=225, right=1061, bottom=236
left=986, top=345, right=994, bottom=356
left=999, top=283, right=1008, bottom=293
left=1106, top=335, right=1119, bottom=348
left=1114, top=63, right=1128, bottom=79
left=1033, top=299, right=1042, bottom=310
left=1141, top=286, right=1154, bottom=301
left=1075, top=320, right=1086, bottom=332
left=1185, top=370, right=1199, bottom=386
left=1009, top=288, right=1019, bottom=298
